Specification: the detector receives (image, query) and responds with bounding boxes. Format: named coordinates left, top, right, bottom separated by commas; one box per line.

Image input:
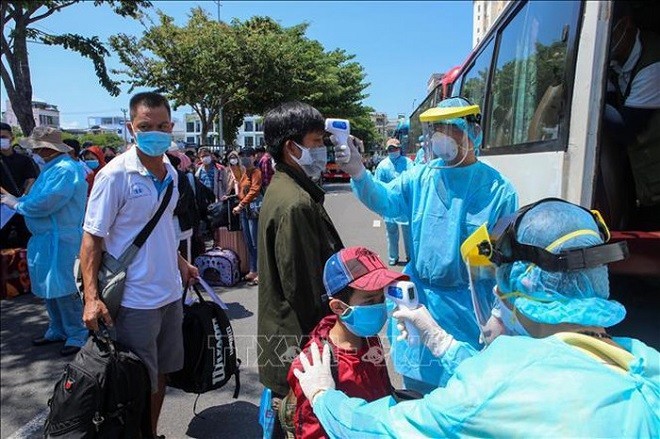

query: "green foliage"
left=110, top=10, right=373, bottom=146
left=61, top=131, right=124, bottom=148
left=1, top=0, right=152, bottom=136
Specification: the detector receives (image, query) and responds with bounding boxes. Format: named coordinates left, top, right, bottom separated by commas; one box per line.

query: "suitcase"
left=195, top=247, right=241, bottom=287
left=214, top=227, right=249, bottom=275
left=0, top=248, right=31, bottom=299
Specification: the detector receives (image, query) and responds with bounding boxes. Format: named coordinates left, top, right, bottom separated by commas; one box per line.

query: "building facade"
left=473, top=0, right=510, bottom=47
left=3, top=99, right=60, bottom=129
left=184, top=113, right=263, bottom=150
left=427, top=73, right=445, bottom=94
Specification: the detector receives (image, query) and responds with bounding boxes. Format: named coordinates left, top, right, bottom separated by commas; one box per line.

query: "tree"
left=111, top=10, right=374, bottom=146
left=1, top=0, right=151, bottom=136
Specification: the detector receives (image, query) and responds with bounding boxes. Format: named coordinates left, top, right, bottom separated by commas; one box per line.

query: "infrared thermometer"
left=325, top=118, right=351, bottom=164
left=385, top=280, right=421, bottom=345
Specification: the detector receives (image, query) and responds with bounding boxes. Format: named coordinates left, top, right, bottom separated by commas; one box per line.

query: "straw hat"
left=19, top=127, right=72, bottom=153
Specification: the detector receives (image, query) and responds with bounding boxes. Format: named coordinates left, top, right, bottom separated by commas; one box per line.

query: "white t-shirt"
left=84, top=146, right=181, bottom=309
left=611, top=30, right=660, bottom=109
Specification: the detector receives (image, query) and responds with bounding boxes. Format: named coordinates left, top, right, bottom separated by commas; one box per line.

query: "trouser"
left=385, top=221, right=411, bottom=262
left=240, top=211, right=259, bottom=273
left=43, top=294, right=89, bottom=347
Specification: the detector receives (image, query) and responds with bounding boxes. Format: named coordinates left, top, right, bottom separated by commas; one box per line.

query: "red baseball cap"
left=323, top=247, right=409, bottom=296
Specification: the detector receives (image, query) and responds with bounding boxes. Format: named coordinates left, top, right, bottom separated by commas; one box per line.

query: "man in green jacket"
left=258, top=101, right=344, bottom=436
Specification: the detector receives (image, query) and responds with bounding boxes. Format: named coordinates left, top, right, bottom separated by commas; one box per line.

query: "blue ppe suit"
left=374, top=155, right=414, bottom=262
left=351, top=160, right=517, bottom=388
left=414, top=148, right=425, bottom=165
left=16, top=154, right=88, bottom=346
left=313, top=335, right=660, bottom=438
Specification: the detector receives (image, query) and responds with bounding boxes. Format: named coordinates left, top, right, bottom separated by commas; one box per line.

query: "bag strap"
left=0, top=156, right=21, bottom=196
left=132, top=181, right=174, bottom=249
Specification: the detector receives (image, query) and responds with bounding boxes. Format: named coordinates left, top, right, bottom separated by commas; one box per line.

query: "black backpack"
left=44, top=332, right=152, bottom=438
left=168, top=286, right=241, bottom=398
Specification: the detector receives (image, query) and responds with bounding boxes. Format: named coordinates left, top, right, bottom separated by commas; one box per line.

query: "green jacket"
left=257, top=163, right=343, bottom=395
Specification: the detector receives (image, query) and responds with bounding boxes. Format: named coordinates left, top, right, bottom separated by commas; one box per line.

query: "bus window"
left=486, top=0, right=581, bottom=150
left=460, top=38, right=495, bottom=111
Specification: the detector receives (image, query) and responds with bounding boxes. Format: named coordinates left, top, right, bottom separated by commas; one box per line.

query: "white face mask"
left=201, top=156, right=212, bottom=165
left=292, top=141, right=314, bottom=166
left=229, top=158, right=238, bottom=166
left=431, top=132, right=459, bottom=162
left=495, top=296, right=530, bottom=337
left=0, top=138, right=10, bottom=150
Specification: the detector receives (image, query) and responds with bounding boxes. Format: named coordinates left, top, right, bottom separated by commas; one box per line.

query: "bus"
left=443, top=0, right=660, bottom=340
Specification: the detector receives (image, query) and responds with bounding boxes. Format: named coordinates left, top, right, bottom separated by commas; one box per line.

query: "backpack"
left=168, top=285, right=241, bottom=397
left=44, top=333, right=152, bottom=438
left=194, top=247, right=241, bottom=287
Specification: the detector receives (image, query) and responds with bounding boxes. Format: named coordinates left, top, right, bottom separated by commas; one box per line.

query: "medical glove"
left=0, top=193, right=19, bottom=209
left=393, top=305, right=456, bottom=358
left=292, top=342, right=336, bottom=407
left=331, top=135, right=366, bottom=180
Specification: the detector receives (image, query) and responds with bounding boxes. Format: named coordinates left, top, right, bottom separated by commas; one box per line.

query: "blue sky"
left=1, top=1, right=473, bottom=130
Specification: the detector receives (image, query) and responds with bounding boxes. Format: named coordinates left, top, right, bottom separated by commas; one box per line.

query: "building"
left=427, top=73, right=445, bottom=94
left=3, top=99, right=60, bottom=129
left=184, top=113, right=263, bottom=149
left=473, top=0, right=510, bottom=47
left=87, top=115, right=127, bottom=139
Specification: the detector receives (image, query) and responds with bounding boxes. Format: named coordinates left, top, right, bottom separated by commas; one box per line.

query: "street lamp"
left=215, top=0, right=224, bottom=150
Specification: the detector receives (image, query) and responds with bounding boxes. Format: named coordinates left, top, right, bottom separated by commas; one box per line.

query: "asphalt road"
left=1, top=181, right=657, bottom=438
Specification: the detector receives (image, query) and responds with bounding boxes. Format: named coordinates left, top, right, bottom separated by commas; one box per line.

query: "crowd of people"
left=0, top=86, right=658, bottom=438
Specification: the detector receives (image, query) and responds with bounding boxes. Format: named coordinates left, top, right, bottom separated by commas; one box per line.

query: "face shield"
left=419, top=102, right=481, bottom=169
left=460, top=199, right=629, bottom=344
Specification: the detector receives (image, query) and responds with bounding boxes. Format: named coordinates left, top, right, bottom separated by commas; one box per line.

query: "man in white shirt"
left=79, top=92, right=198, bottom=438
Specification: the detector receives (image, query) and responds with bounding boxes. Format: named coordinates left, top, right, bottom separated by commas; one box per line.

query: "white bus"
left=448, top=0, right=659, bottom=279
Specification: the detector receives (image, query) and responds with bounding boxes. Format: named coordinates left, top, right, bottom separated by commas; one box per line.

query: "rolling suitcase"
left=195, top=247, right=241, bottom=287
left=214, top=227, right=249, bottom=275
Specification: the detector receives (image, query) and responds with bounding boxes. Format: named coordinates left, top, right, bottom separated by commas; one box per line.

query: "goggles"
left=461, top=198, right=629, bottom=272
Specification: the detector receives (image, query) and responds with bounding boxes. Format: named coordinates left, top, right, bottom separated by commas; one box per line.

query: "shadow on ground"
left=186, top=401, right=262, bottom=438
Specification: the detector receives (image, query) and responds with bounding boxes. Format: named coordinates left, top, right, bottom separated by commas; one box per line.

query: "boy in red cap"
left=285, top=246, right=407, bottom=438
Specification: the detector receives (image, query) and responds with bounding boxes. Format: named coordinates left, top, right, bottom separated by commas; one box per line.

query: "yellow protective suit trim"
left=419, top=105, right=481, bottom=123
left=555, top=332, right=634, bottom=375
left=460, top=223, right=492, bottom=266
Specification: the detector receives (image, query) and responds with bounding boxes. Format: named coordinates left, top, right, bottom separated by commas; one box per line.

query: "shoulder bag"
left=96, top=181, right=174, bottom=319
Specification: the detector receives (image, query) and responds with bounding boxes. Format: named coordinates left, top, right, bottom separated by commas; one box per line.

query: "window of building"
left=186, top=136, right=195, bottom=144
left=244, top=120, right=254, bottom=132
left=255, top=120, right=263, bottom=132
left=186, top=122, right=195, bottom=132
left=195, top=121, right=201, bottom=133
left=486, top=0, right=580, bottom=149
left=244, top=136, right=254, bottom=147
left=256, top=135, right=265, bottom=146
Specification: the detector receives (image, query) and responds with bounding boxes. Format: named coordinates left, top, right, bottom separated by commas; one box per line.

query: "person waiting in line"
left=331, top=97, right=518, bottom=394
left=258, top=101, right=344, bottom=439
left=79, top=145, right=107, bottom=195
left=0, top=122, right=37, bottom=249
left=1, top=127, right=89, bottom=356
left=225, top=149, right=244, bottom=197
left=287, top=246, right=403, bottom=438
left=195, top=147, right=227, bottom=201
left=374, top=138, right=414, bottom=266
left=232, top=147, right=262, bottom=285
left=256, top=146, right=275, bottom=190
left=102, top=146, right=116, bottom=163
left=294, top=199, right=659, bottom=438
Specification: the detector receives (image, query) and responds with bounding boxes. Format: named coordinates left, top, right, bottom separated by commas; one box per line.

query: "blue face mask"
left=135, top=131, right=172, bottom=157
left=495, top=296, right=530, bottom=336
left=388, top=151, right=401, bottom=161
left=339, top=302, right=388, bottom=337
left=85, top=159, right=99, bottom=170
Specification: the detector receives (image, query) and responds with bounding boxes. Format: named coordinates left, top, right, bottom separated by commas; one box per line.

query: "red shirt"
left=286, top=315, right=392, bottom=439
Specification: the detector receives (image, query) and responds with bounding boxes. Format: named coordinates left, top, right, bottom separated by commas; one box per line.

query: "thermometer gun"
left=325, top=118, right=351, bottom=164
left=385, top=281, right=421, bottom=345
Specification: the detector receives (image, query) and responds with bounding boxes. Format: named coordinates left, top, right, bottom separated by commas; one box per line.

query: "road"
left=1, top=181, right=658, bottom=438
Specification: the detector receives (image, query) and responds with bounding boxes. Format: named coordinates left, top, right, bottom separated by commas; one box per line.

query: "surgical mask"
left=292, top=141, right=314, bottom=166
left=134, top=131, right=172, bottom=157
left=495, top=296, right=530, bottom=336
left=201, top=156, right=212, bottom=165
left=388, top=151, right=401, bottom=161
left=240, top=157, right=253, bottom=167
left=229, top=158, right=239, bottom=166
left=85, top=159, right=99, bottom=170
left=431, top=132, right=459, bottom=162
left=0, top=138, right=10, bottom=150
left=339, top=302, right=388, bottom=337
left=32, top=153, right=46, bottom=169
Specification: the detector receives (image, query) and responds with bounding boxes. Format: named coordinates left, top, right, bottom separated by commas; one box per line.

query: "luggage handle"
left=183, top=278, right=229, bottom=310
